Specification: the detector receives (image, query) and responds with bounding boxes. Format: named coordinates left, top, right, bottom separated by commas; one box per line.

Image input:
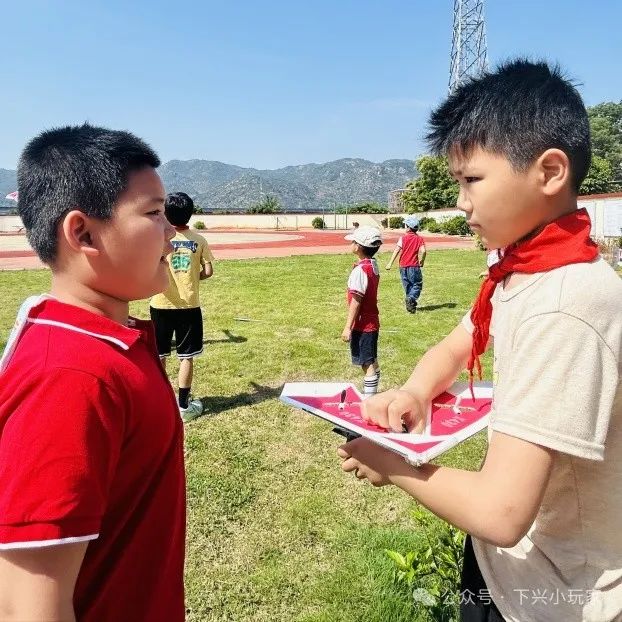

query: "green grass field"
left=0, top=249, right=492, bottom=622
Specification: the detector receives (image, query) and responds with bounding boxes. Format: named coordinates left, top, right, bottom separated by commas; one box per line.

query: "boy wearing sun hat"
left=386, top=215, right=427, bottom=313
left=341, top=226, right=383, bottom=396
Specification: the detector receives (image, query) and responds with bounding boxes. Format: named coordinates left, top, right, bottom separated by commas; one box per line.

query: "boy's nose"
left=164, top=218, right=176, bottom=240
left=455, top=188, right=470, bottom=214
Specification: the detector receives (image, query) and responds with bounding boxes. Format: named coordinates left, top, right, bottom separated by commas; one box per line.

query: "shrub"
left=440, top=215, right=471, bottom=236
left=385, top=507, right=465, bottom=622
left=388, top=216, right=404, bottom=229
left=380, top=218, right=388, bottom=228
left=193, top=221, right=206, bottom=230
left=417, top=216, right=436, bottom=231
left=312, top=217, right=326, bottom=229
left=336, top=202, right=389, bottom=214
left=426, top=220, right=442, bottom=233
left=247, top=194, right=281, bottom=214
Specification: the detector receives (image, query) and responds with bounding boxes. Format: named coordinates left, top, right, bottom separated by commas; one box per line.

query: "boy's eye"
left=147, top=209, right=163, bottom=216
left=465, top=176, right=480, bottom=183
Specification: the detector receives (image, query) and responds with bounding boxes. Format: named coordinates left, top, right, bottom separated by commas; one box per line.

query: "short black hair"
left=360, top=243, right=381, bottom=258
left=164, top=192, right=195, bottom=226
left=17, top=123, right=160, bottom=263
left=427, top=59, right=591, bottom=192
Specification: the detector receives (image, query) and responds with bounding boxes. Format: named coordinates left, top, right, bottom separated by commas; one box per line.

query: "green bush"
left=417, top=216, right=436, bottom=231
left=336, top=202, right=389, bottom=214
left=311, top=217, right=326, bottom=229
left=193, top=221, right=206, bottom=230
left=385, top=507, right=465, bottom=622
left=388, top=216, right=405, bottom=229
left=426, top=220, right=442, bottom=233
left=380, top=218, right=388, bottom=228
left=247, top=195, right=281, bottom=214
left=440, top=215, right=471, bottom=236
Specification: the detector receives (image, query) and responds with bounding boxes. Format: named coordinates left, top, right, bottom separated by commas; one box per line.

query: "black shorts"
left=350, top=330, right=378, bottom=366
left=460, top=536, right=504, bottom=621
left=149, top=307, right=203, bottom=359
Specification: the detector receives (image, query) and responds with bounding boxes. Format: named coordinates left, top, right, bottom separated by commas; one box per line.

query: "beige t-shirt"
left=151, top=229, right=214, bottom=310
left=463, top=258, right=622, bottom=622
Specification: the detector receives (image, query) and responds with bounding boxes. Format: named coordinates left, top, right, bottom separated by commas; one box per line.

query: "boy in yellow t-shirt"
left=150, top=192, right=213, bottom=421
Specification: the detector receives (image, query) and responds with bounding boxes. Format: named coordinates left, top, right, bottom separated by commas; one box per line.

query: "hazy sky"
left=1, top=0, right=620, bottom=169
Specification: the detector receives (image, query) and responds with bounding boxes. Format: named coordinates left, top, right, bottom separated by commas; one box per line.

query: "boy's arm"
left=200, top=261, right=213, bottom=280
left=347, top=320, right=553, bottom=547
left=344, top=312, right=616, bottom=547
left=200, top=242, right=214, bottom=279
left=385, top=246, right=401, bottom=270
left=419, top=244, right=427, bottom=267
left=0, top=370, right=124, bottom=617
left=339, top=432, right=554, bottom=548
left=0, top=542, right=87, bottom=621
left=342, top=294, right=362, bottom=342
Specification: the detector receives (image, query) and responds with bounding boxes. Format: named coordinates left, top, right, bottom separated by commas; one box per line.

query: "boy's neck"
left=174, top=225, right=189, bottom=231
left=50, top=274, right=130, bottom=325
left=517, top=198, right=578, bottom=246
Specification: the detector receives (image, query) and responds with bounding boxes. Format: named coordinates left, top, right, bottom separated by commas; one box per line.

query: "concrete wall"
left=2, top=193, right=622, bottom=236
left=0, top=212, right=388, bottom=232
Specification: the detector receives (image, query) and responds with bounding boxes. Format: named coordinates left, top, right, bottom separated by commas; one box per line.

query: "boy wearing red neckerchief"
left=337, top=60, right=622, bottom=622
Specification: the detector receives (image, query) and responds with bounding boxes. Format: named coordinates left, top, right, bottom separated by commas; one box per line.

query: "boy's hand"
left=341, top=327, right=352, bottom=342
left=360, top=389, right=427, bottom=433
left=337, top=438, right=411, bottom=486
left=385, top=264, right=392, bottom=270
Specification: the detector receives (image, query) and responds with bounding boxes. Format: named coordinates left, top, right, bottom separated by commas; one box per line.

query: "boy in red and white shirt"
left=0, top=124, right=185, bottom=621
left=386, top=215, right=426, bottom=313
left=341, top=226, right=383, bottom=397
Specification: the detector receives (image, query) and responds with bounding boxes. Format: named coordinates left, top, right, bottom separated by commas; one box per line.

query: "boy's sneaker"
left=405, top=299, right=418, bottom=314
left=179, top=398, right=204, bottom=422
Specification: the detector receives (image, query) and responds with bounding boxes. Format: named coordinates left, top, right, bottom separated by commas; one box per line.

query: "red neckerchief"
left=468, top=208, right=599, bottom=393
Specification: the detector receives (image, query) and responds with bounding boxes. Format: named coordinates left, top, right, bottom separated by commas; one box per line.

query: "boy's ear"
left=60, top=210, right=100, bottom=257
left=536, top=149, right=571, bottom=197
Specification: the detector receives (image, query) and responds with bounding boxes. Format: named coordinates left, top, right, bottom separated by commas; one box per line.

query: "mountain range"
left=1, top=158, right=417, bottom=211
left=159, top=158, right=416, bottom=212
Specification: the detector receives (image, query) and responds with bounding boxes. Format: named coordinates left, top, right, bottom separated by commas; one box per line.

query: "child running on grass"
left=341, top=225, right=383, bottom=397
left=386, top=215, right=427, bottom=313
left=337, top=60, right=622, bottom=622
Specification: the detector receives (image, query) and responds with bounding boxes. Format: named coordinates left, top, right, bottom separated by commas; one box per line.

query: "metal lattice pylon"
left=448, top=0, right=488, bottom=93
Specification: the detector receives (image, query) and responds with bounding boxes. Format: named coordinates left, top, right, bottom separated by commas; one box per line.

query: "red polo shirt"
left=0, top=298, right=185, bottom=621
left=347, top=258, right=380, bottom=332
left=397, top=230, right=425, bottom=267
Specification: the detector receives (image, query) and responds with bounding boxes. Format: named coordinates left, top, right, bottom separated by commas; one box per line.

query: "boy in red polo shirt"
left=386, top=215, right=426, bottom=313
left=0, top=124, right=186, bottom=621
left=341, top=226, right=383, bottom=397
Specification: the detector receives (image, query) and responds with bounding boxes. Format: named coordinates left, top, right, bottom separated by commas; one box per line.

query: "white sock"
left=363, top=369, right=380, bottom=396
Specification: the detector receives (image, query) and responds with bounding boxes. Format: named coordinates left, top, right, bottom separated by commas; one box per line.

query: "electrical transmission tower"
left=448, top=0, right=488, bottom=93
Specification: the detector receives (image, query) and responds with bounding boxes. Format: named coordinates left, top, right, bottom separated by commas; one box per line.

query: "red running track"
left=0, top=229, right=475, bottom=270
